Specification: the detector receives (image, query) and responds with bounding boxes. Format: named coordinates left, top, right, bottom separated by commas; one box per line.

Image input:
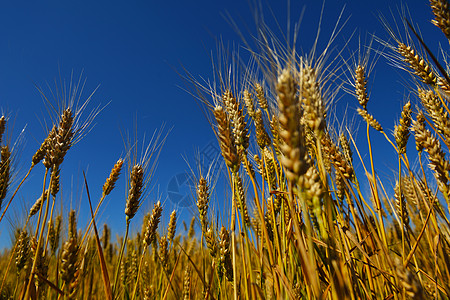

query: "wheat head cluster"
left=1, top=0, right=450, bottom=299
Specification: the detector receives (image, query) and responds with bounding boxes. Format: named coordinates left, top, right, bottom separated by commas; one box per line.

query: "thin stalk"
left=242, top=155, right=279, bottom=293
left=234, top=206, right=250, bottom=300
left=81, top=194, right=107, bottom=246
left=230, top=172, right=238, bottom=300
left=24, top=167, right=51, bottom=299
left=112, top=219, right=130, bottom=298
left=399, top=156, right=405, bottom=264
left=366, top=123, right=388, bottom=247
left=13, top=273, right=19, bottom=299
left=261, top=154, right=284, bottom=274
left=131, top=248, right=146, bottom=300
left=44, top=195, right=57, bottom=256
left=290, top=183, right=320, bottom=296
left=0, top=242, right=18, bottom=294
left=403, top=197, right=435, bottom=268
left=418, top=155, right=440, bottom=232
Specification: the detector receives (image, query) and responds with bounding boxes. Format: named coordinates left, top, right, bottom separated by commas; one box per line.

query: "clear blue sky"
left=0, top=0, right=443, bottom=248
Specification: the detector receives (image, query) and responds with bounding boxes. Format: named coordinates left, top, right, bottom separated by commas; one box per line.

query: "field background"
left=1, top=0, right=449, bottom=299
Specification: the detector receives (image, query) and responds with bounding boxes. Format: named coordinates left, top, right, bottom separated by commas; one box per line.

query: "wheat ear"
left=277, top=68, right=308, bottom=182
left=430, top=0, right=450, bottom=40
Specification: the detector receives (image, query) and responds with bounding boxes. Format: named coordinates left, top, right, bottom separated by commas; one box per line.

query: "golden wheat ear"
left=60, top=210, right=79, bottom=297
left=125, top=164, right=144, bottom=221
left=277, top=68, right=308, bottom=183
left=167, top=209, right=177, bottom=244
left=405, top=18, right=450, bottom=89
left=213, top=105, right=240, bottom=173
left=355, top=65, right=369, bottom=109
left=394, top=101, right=412, bottom=154
left=196, top=176, right=210, bottom=234
left=103, top=159, right=124, bottom=197
left=430, top=0, right=450, bottom=40
left=397, top=42, right=437, bottom=85
left=143, top=201, right=162, bottom=248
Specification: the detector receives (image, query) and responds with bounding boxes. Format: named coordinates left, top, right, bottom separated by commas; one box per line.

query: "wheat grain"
left=394, top=181, right=410, bottom=227
left=301, top=64, right=326, bottom=134
left=234, top=173, right=250, bottom=226
left=32, top=125, right=56, bottom=167
left=60, top=237, right=79, bottom=288
left=158, top=236, right=168, bottom=270
left=44, top=108, right=75, bottom=168
left=394, top=101, right=412, bottom=154
left=29, top=190, right=49, bottom=218
left=15, top=230, right=30, bottom=273
left=357, top=108, right=383, bottom=131
left=103, top=159, right=124, bottom=196
left=196, top=176, right=209, bottom=233
left=430, top=0, right=450, bottom=40
left=50, top=166, right=60, bottom=196
left=355, top=65, right=369, bottom=109
left=277, top=68, right=308, bottom=182
left=130, top=247, right=138, bottom=283
left=205, top=227, right=217, bottom=258
left=243, top=90, right=256, bottom=119
left=339, top=133, right=353, bottom=166
left=223, top=90, right=249, bottom=156
left=218, top=226, right=233, bottom=282
left=412, top=111, right=450, bottom=194
left=321, top=133, right=353, bottom=179
left=254, top=109, right=271, bottom=149
left=270, top=115, right=282, bottom=154
left=255, top=83, right=268, bottom=110
left=143, top=201, right=162, bottom=247
left=167, top=210, right=177, bottom=244
left=30, top=237, right=48, bottom=291
left=182, top=265, right=191, bottom=300
left=418, top=88, right=450, bottom=141
left=125, top=164, right=144, bottom=220
left=397, top=43, right=437, bottom=85
left=214, top=105, right=240, bottom=173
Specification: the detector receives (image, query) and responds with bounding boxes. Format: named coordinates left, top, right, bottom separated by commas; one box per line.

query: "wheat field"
left=1, top=0, right=450, bottom=299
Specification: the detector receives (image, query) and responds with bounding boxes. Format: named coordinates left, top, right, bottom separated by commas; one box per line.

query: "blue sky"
left=0, top=0, right=444, bottom=248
